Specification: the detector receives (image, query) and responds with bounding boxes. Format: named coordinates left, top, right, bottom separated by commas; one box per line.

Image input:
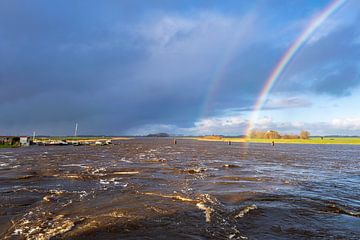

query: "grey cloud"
left=313, top=64, right=360, bottom=96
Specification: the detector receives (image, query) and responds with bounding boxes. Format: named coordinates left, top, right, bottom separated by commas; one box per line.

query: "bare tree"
left=300, top=130, right=310, bottom=139
left=264, top=130, right=281, bottom=139
left=282, top=134, right=300, bottom=139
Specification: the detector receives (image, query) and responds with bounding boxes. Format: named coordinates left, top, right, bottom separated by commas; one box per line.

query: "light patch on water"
left=100, top=178, right=128, bottom=187
left=147, top=205, right=168, bottom=214
left=234, top=205, right=257, bottom=218
left=119, top=157, right=133, bottom=163
left=185, top=168, right=206, bottom=174
left=11, top=212, right=76, bottom=240
left=100, top=179, right=110, bottom=185
left=143, top=191, right=215, bottom=223
left=143, top=192, right=196, bottom=203
left=0, top=162, right=9, bottom=167
left=196, top=202, right=214, bottom=223
left=63, top=174, right=83, bottom=180
left=91, top=167, right=106, bottom=174
left=168, top=151, right=182, bottom=155
left=112, top=171, right=139, bottom=175
left=0, top=154, right=12, bottom=159
left=77, top=190, right=89, bottom=199
left=102, top=210, right=127, bottom=218
left=61, top=164, right=88, bottom=168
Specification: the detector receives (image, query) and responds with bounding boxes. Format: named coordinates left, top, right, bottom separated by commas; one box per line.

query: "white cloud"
left=130, top=116, right=360, bottom=136
left=127, top=114, right=248, bottom=136
left=138, top=12, right=257, bottom=48
left=264, top=96, right=312, bottom=109
left=191, top=115, right=247, bottom=135
left=331, top=118, right=360, bottom=130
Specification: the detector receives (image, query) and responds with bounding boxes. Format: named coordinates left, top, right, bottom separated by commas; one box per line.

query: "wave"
left=234, top=205, right=257, bottom=218
left=223, top=164, right=240, bottom=168
left=9, top=212, right=76, bottom=240
left=324, top=203, right=360, bottom=217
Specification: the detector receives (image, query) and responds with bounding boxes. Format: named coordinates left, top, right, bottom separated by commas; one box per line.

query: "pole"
left=74, top=123, right=78, bottom=137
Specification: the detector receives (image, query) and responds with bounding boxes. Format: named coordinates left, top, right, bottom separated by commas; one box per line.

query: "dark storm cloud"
left=313, top=64, right=360, bottom=96
left=0, top=0, right=357, bottom=135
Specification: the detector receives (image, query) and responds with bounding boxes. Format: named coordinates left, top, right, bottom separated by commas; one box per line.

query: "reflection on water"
left=0, top=138, right=359, bottom=239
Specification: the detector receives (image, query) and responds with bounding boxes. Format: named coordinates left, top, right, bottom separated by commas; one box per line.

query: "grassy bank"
left=0, top=143, right=16, bottom=148
left=194, top=137, right=360, bottom=145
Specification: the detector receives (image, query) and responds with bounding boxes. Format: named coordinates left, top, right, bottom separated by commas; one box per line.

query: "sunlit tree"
left=300, top=131, right=310, bottom=139
left=264, top=130, right=281, bottom=139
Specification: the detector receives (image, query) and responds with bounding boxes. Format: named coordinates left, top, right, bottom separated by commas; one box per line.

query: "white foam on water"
left=119, top=157, right=133, bottom=163
left=112, top=171, right=139, bottom=175
left=234, top=205, right=257, bottom=218
left=196, top=202, right=214, bottom=223
left=0, top=162, right=9, bottom=167
left=143, top=192, right=196, bottom=202
left=61, top=164, right=88, bottom=168
left=10, top=211, right=75, bottom=240
left=100, top=179, right=110, bottom=185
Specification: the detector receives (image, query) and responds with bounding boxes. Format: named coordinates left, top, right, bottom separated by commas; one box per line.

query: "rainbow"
left=245, top=0, right=347, bottom=136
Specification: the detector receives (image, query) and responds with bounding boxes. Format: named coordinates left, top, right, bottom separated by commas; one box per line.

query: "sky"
left=1, top=0, right=360, bottom=136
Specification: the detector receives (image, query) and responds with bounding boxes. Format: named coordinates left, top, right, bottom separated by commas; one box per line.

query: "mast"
left=74, top=123, right=78, bottom=137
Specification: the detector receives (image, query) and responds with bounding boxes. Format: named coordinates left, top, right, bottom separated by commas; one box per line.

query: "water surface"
left=0, top=138, right=359, bottom=239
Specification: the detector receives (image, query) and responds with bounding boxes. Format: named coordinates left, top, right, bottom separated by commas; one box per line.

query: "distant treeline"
left=248, top=130, right=310, bottom=139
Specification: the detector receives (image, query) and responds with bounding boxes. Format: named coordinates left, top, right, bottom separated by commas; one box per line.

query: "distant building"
left=19, top=136, right=30, bottom=146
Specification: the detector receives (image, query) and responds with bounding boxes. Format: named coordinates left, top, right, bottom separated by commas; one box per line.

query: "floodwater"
left=0, top=138, right=359, bottom=240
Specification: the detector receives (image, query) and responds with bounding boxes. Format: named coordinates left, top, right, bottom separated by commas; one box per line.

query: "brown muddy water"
left=0, top=138, right=359, bottom=240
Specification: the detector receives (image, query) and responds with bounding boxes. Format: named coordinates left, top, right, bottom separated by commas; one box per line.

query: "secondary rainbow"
left=201, top=13, right=256, bottom=118
left=245, top=0, right=347, bottom=136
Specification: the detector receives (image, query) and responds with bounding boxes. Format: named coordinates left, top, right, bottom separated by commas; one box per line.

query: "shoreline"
left=192, top=137, right=360, bottom=145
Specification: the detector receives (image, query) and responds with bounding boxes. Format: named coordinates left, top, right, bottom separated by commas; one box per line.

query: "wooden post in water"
left=173, top=139, right=177, bottom=145
left=228, top=141, right=231, bottom=145
left=272, top=141, right=275, bottom=146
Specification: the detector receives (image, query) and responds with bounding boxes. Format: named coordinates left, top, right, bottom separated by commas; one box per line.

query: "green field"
left=195, top=137, right=360, bottom=145
left=0, top=143, right=16, bottom=148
